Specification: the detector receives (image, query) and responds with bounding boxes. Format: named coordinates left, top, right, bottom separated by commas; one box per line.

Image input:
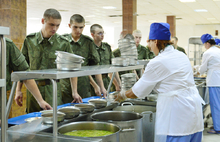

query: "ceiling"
left=27, top=0, right=220, bottom=30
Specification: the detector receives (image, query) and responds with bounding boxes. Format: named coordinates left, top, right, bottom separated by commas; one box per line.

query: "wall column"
left=166, top=16, right=176, bottom=37
left=122, top=0, right=137, bottom=35
left=0, top=0, right=27, bottom=117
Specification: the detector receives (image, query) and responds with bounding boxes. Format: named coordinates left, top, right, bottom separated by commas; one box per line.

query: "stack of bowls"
left=118, top=38, right=138, bottom=65
left=121, top=73, right=136, bottom=91
left=55, top=51, right=84, bottom=70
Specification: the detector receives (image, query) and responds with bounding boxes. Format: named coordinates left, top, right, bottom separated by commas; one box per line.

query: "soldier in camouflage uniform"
left=61, top=14, right=105, bottom=103
left=133, top=30, right=155, bottom=79
left=171, top=37, right=186, bottom=54
left=90, top=24, right=121, bottom=95
left=16, top=9, right=73, bottom=113
left=3, top=38, right=52, bottom=118
left=146, top=45, right=155, bottom=59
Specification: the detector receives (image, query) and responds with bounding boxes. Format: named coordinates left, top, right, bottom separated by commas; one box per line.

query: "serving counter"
left=5, top=64, right=145, bottom=141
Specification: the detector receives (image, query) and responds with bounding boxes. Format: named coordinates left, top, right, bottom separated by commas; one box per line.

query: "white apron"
left=154, top=86, right=205, bottom=142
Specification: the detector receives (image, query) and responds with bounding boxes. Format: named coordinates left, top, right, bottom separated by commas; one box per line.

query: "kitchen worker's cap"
left=201, top=34, right=214, bottom=44
left=215, top=38, right=220, bottom=46
left=149, top=23, right=171, bottom=40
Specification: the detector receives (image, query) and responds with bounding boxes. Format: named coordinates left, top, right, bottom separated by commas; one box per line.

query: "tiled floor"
left=203, top=128, right=220, bottom=142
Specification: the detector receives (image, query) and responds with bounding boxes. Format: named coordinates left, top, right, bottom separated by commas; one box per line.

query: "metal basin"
left=91, top=111, right=143, bottom=142
left=58, top=121, right=121, bottom=142
left=41, top=111, right=65, bottom=124
left=58, top=106, right=80, bottom=119
left=88, top=99, right=107, bottom=109
left=74, top=104, right=95, bottom=114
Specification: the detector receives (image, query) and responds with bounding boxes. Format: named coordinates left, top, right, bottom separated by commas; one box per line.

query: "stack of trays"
left=112, top=38, right=138, bottom=66
left=55, top=51, right=84, bottom=70
left=121, top=73, right=136, bottom=90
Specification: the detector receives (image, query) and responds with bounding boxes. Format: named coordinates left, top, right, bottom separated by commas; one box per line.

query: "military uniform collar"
left=37, top=31, right=57, bottom=45
left=95, top=42, right=105, bottom=50
left=137, top=44, right=141, bottom=52
left=69, top=34, right=84, bottom=45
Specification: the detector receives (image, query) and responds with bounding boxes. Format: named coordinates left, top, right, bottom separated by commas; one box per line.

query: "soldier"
left=171, top=36, right=186, bottom=54
left=146, top=39, right=155, bottom=59
left=90, top=24, right=121, bottom=94
left=133, top=30, right=155, bottom=79
left=61, top=14, right=106, bottom=103
left=15, top=8, right=74, bottom=113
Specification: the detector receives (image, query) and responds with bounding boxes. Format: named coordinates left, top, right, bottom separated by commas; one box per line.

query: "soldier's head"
left=90, top=24, right=104, bottom=42
left=41, top=8, right=61, bottom=38
left=69, top=14, right=85, bottom=38
left=133, top=30, right=142, bottom=47
left=171, top=37, right=178, bottom=47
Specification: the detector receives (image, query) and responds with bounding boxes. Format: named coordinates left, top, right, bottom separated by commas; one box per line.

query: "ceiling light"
left=179, top=0, right=196, bottom=2
left=207, top=18, right=216, bottom=20
left=103, top=6, right=116, bottom=9
left=194, top=9, right=208, bottom=12
left=113, top=21, right=121, bottom=23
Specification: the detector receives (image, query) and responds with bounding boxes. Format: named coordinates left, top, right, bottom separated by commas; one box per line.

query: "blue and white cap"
left=215, top=38, right=220, bottom=46
left=149, top=23, right=171, bottom=40
left=201, top=34, right=214, bottom=44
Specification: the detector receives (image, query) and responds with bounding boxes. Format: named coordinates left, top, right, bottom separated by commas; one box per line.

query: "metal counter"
left=10, top=64, right=144, bottom=139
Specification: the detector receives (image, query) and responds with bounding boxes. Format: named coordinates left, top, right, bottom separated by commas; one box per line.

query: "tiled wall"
left=0, top=0, right=27, bottom=118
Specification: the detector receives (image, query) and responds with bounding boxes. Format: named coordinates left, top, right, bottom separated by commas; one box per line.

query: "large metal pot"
left=58, top=121, right=120, bottom=142
left=113, top=102, right=156, bottom=142
left=91, top=111, right=143, bottom=142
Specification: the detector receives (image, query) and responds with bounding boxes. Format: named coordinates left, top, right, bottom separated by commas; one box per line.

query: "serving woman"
left=115, top=22, right=204, bottom=142
left=199, top=34, right=220, bottom=134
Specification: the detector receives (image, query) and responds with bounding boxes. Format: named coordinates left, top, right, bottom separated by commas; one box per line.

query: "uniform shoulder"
left=82, top=34, right=93, bottom=42
left=5, top=38, right=13, bottom=43
left=103, top=42, right=111, bottom=48
left=59, top=34, right=70, bottom=42
left=113, top=48, right=120, bottom=52
left=26, top=32, right=36, bottom=37
left=140, top=45, right=147, bottom=51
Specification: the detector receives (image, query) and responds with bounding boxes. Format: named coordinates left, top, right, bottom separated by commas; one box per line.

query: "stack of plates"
left=55, top=51, right=84, bottom=70
left=121, top=73, right=136, bottom=90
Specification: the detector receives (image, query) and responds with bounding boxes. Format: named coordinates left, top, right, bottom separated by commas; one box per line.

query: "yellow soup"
left=64, top=130, right=114, bottom=137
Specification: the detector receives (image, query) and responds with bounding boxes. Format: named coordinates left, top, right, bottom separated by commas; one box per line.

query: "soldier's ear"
left=68, top=24, right=71, bottom=28
left=41, top=18, right=45, bottom=24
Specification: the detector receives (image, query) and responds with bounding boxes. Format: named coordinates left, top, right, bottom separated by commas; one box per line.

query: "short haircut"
left=43, top=8, right=61, bottom=21
left=132, top=30, right=142, bottom=35
left=70, top=14, right=85, bottom=24
left=90, top=24, right=103, bottom=33
left=172, top=36, right=178, bottom=41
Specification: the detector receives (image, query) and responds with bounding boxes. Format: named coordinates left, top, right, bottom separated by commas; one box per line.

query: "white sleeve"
left=132, top=65, right=159, bottom=98
left=199, top=52, right=210, bottom=74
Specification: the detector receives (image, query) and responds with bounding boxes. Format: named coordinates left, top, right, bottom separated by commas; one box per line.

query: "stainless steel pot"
left=58, top=121, right=121, bottom=142
left=88, top=99, right=107, bottom=109
left=58, top=106, right=80, bottom=119
left=91, top=111, right=143, bottom=142
left=41, top=111, right=65, bottom=124
left=113, top=102, right=156, bottom=142
left=74, top=104, right=95, bottom=114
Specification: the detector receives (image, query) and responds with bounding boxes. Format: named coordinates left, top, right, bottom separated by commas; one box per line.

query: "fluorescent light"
left=179, top=0, right=196, bottom=2
left=103, top=6, right=116, bottom=9
left=85, top=15, right=95, bottom=18
left=113, top=21, right=121, bottom=23
left=194, top=9, right=208, bottom=12
left=207, top=18, right=216, bottom=20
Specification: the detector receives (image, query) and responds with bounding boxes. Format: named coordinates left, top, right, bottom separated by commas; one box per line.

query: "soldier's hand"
left=71, top=93, right=83, bottom=103
left=38, top=100, right=52, bottom=110
left=100, top=87, right=107, bottom=98
left=94, top=85, right=101, bottom=96
left=15, top=90, right=23, bottom=106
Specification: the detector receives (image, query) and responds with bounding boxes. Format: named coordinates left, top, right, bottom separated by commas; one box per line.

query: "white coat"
left=132, top=45, right=204, bottom=142
left=199, top=46, right=220, bottom=86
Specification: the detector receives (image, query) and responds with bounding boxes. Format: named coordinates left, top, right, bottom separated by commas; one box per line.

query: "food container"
left=88, top=99, right=107, bottom=109
left=74, top=104, right=95, bottom=114
left=58, top=121, right=121, bottom=142
left=56, top=62, right=82, bottom=70
left=58, top=106, right=80, bottom=119
left=112, top=57, right=129, bottom=66
left=55, top=51, right=84, bottom=62
left=41, top=111, right=65, bottom=124
left=91, top=111, right=143, bottom=142
left=25, top=117, right=41, bottom=123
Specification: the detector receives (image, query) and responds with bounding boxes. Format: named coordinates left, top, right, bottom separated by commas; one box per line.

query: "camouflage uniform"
left=21, top=32, right=72, bottom=113
left=146, top=46, right=155, bottom=59
left=60, top=34, right=100, bottom=103
left=177, top=46, right=186, bottom=54
left=0, top=38, right=29, bottom=117
left=113, top=48, right=121, bottom=58
left=90, top=42, right=114, bottom=96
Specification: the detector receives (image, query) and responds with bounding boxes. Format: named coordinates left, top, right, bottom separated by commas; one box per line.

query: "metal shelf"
left=0, top=79, right=5, bottom=87
left=11, top=64, right=144, bottom=81
left=0, top=27, right=10, bottom=35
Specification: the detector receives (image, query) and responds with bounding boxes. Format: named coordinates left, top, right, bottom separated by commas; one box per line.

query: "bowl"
left=58, top=106, right=80, bottom=119
left=55, top=51, right=84, bottom=62
left=25, top=117, right=41, bottom=123
left=41, top=111, right=66, bottom=124
left=56, top=62, right=82, bottom=70
left=88, top=99, right=107, bottom=109
left=74, top=104, right=95, bottom=114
